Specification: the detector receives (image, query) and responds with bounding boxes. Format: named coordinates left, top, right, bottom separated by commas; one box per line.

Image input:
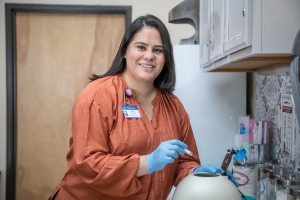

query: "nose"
left=143, top=50, right=154, bottom=60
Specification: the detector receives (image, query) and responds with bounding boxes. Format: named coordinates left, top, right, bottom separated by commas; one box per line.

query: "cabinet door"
left=224, top=0, right=252, bottom=54
left=209, top=0, right=225, bottom=62
left=199, top=0, right=210, bottom=67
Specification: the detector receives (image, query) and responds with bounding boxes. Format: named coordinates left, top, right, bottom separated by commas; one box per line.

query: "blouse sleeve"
left=174, top=103, right=201, bottom=186
left=71, top=88, right=142, bottom=197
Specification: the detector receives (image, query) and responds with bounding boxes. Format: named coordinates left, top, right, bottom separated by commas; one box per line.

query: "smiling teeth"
left=140, top=64, right=154, bottom=68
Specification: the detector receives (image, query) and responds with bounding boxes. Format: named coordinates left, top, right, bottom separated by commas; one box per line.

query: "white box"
left=249, top=144, right=259, bottom=161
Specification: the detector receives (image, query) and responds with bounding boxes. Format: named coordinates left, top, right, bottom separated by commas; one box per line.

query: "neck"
left=122, top=72, right=156, bottom=103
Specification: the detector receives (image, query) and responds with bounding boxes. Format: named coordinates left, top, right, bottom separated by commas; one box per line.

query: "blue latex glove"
left=147, top=139, right=187, bottom=174
left=193, top=164, right=222, bottom=174
left=224, top=169, right=239, bottom=187
left=233, top=149, right=247, bottom=161
left=194, top=164, right=239, bottom=187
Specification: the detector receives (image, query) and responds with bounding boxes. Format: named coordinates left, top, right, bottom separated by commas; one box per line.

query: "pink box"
left=249, top=120, right=262, bottom=144
left=249, top=120, right=256, bottom=144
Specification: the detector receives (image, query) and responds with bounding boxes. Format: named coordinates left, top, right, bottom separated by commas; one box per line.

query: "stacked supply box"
left=249, top=120, right=269, bottom=161
left=249, top=120, right=262, bottom=144
left=249, top=144, right=270, bottom=162
left=249, top=120, right=268, bottom=145
left=239, top=116, right=269, bottom=162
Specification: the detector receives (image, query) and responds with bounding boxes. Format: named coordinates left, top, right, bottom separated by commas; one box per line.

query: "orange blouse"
left=51, top=74, right=200, bottom=200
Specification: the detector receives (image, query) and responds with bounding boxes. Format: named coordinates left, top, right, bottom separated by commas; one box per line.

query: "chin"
left=136, top=74, right=156, bottom=83
left=137, top=77, right=155, bottom=84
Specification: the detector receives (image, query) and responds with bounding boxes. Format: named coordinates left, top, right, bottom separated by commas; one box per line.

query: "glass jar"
left=257, top=164, right=280, bottom=200
left=276, top=179, right=300, bottom=200
left=282, top=168, right=296, bottom=181
left=267, top=171, right=281, bottom=200
left=289, top=185, right=300, bottom=200
left=233, top=161, right=257, bottom=199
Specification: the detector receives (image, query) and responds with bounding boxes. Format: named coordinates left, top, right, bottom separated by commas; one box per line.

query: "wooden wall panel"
left=16, top=12, right=124, bottom=200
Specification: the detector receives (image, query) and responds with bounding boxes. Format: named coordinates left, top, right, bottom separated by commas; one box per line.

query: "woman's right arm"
left=135, top=155, right=149, bottom=177
left=71, top=90, right=143, bottom=197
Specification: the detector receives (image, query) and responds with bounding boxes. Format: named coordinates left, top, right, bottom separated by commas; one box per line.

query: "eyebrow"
left=135, top=42, right=163, bottom=48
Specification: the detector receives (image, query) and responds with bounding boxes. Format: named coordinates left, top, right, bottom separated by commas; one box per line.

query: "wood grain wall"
left=16, top=12, right=124, bottom=200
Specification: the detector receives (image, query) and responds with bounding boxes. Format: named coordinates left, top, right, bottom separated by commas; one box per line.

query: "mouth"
left=139, top=63, right=154, bottom=69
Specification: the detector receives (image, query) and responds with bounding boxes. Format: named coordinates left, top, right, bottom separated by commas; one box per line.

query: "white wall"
left=0, top=0, right=195, bottom=199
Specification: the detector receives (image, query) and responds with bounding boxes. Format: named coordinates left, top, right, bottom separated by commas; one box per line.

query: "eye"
left=137, top=45, right=146, bottom=50
left=153, top=48, right=163, bottom=53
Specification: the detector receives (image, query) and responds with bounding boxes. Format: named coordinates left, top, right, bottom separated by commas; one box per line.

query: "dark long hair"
left=89, top=14, right=176, bottom=95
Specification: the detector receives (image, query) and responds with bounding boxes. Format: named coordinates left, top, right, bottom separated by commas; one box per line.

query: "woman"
left=49, top=14, right=237, bottom=200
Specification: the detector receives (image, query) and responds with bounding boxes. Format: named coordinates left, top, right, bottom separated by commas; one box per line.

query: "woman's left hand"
left=193, top=164, right=239, bottom=187
left=224, top=169, right=239, bottom=187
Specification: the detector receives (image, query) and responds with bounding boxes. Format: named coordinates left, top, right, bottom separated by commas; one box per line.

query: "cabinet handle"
left=209, top=39, right=212, bottom=43
left=243, top=9, right=245, bottom=16
left=207, top=43, right=209, bottom=46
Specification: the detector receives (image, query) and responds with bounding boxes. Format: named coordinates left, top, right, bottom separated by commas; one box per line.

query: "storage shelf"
left=203, top=54, right=292, bottom=72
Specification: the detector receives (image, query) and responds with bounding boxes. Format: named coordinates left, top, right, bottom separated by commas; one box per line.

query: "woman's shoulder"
left=162, top=93, right=186, bottom=111
left=164, top=93, right=190, bottom=120
left=163, top=92, right=181, bottom=104
left=76, top=75, right=121, bottom=103
left=86, top=75, right=120, bottom=90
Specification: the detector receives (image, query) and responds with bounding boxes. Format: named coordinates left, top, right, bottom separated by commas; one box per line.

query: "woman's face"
left=124, top=27, right=165, bottom=84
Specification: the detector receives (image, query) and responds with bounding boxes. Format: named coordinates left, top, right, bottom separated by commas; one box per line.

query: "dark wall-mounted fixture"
left=168, top=0, right=199, bottom=45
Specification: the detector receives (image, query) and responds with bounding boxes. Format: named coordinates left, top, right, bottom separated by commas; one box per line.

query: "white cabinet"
left=200, top=0, right=300, bottom=72
left=209, top=0, right=225, bottom=62
left=199, top=0, right=210, bottom=67
left=200, top=0, right=225, bottom=67
left=224, top=0, right=252, bottom=55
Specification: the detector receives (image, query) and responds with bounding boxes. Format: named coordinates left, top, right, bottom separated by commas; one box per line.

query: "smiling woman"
left=124, top=27, right=164, bottom=81
left=89, top=14, right=176, bottom=95
left=47, top=14, right=201, bottom=200
left=48, top=14, right=229, bottom=200
left=122, top=26, right=166, bottom=121
left=123, top=27, right=165, bottom=85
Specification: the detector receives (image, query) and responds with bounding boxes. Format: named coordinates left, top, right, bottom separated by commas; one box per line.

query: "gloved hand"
left=147, top=139, right=187, bottom=174
left=224, top=169, right=239, bottom=187
left=194, top=164, right=239, bottom=187
left=233, top=149, right=247, bottom=161
left=193, top=164, right=222, bottom=174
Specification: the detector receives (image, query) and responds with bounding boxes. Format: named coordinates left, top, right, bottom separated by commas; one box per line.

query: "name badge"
left=121, top=105, right=141, bottom=118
